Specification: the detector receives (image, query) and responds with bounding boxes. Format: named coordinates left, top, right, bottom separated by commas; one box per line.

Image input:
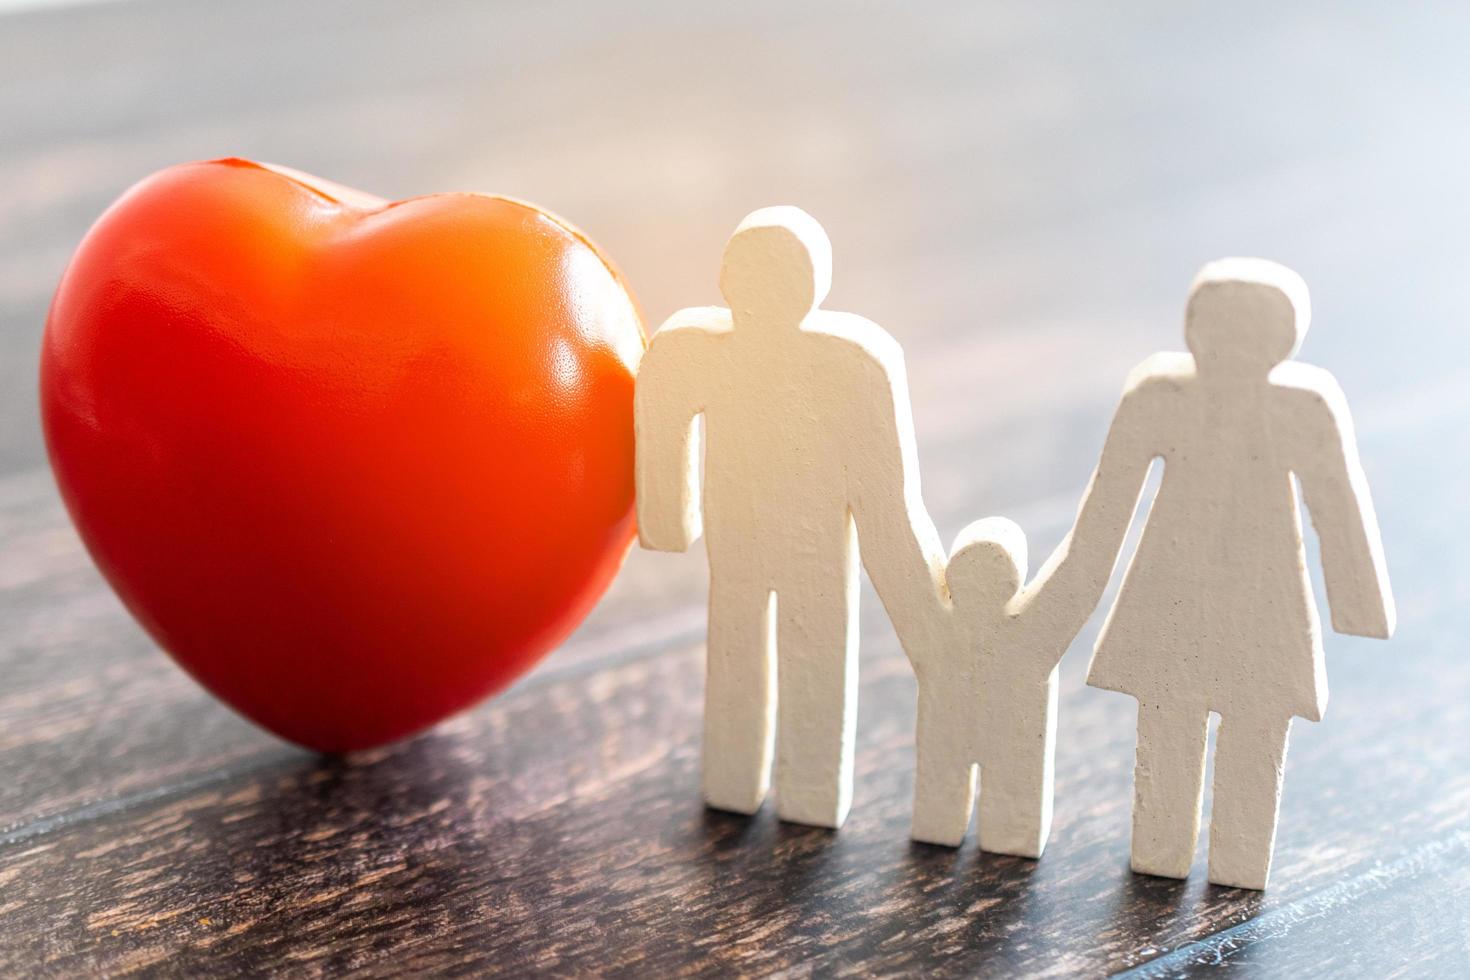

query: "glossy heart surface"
left=41, top=159, right=644, bottom=751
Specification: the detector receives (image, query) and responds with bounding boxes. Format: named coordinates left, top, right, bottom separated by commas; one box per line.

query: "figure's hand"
left=638, top=507, right=700, bottom=554
left=1320, top=540, right=1395, bottom=640
left=1330, top=599, right=1394, bottom=640
left=639, top=531, right=692, bottom=554
left=635, top=445, right=703, bottom=554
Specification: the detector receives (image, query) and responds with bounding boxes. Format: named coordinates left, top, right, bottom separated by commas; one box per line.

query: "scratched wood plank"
left=2, top=0, right=1469, bottom=975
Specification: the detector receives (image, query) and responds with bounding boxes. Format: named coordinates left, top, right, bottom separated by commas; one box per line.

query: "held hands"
left=890, top=563, right=956, bottom=679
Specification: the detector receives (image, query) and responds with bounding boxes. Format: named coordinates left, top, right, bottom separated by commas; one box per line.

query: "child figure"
left=909, top=517, right=1096, bottom=857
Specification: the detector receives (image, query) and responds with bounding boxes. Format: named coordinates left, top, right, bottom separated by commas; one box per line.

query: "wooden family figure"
left=634, top=207, right=1395, bottom=890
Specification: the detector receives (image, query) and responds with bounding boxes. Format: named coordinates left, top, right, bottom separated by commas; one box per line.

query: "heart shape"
left=41, top=159, right=644, bottom=751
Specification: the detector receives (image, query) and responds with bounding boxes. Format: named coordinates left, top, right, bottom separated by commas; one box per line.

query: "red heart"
left=41, top=159, right=645, bottom=751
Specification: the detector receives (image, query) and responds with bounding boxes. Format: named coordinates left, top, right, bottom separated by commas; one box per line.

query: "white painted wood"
left=908, top=514, right=1106, bottom=856
left=1062, top=258, right=1395, bottom=889
left=635, top=207, right=947, bottom=829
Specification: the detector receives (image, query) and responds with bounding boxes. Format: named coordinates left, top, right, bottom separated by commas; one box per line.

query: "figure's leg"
left=774, top=547, right=861, bottom=829
left=1208, top=711, right=1293, bottom=890
left=911, top=685, right=977, bottom=847
left=701, top=575, right=777, bottom=815
left=1131, top=702, right=1210, bottom=879
left=977, top=675, right=1059, bottom=859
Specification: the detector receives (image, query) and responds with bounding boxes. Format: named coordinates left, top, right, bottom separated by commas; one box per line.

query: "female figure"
left=1072, top=259, right=1394, bottom=889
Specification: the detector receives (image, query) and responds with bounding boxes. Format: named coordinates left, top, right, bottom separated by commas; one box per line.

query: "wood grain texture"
left=3, top=0, right=1470, bottom=975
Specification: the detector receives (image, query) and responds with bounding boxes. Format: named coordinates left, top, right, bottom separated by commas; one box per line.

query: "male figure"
left=910, top=517, right=1098, bottom=857
left=636, top=207, right=946, bottom=828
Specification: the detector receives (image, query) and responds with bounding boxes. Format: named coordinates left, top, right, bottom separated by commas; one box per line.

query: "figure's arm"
left=1010, top=531, right=1101, bottom=667
left=634, top=309, right=725, bottom=553
left=1283, top=366, right=1395, bottom=638
left=838, top=326, right=950, bottom=669
left=1013, top=358, right=1178, bottom=660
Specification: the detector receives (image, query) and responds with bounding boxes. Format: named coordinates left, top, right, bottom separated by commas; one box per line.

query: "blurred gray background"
left=4, top=0, right=1467, bottom=488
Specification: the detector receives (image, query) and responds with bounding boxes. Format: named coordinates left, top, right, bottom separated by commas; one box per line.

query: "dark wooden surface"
left=3, top=1, right=1469, bottom=975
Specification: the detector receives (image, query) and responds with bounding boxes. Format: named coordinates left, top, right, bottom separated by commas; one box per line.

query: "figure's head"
left=947, top=517, right=1028, bottom=613
left=1185, top=258, right=1310, bottom=376
left=719, top=206, right=832, bottom=328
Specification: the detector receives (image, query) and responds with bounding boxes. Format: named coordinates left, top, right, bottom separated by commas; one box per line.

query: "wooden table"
left=3, top=1, right=1468, bottom=974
